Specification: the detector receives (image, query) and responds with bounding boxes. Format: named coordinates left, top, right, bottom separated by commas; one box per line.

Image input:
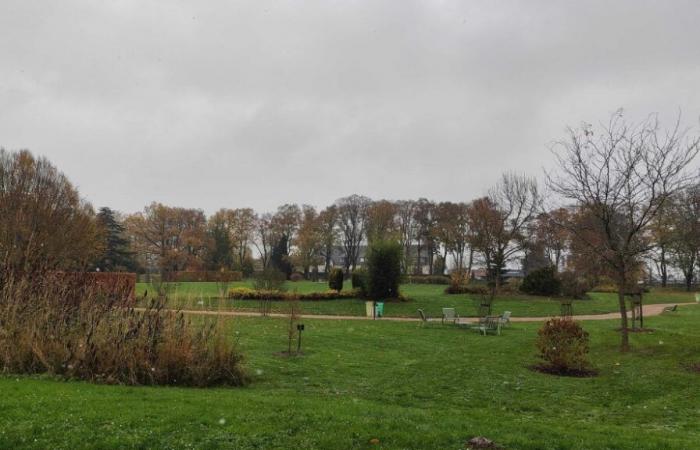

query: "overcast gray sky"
left=2, top=0, right=700, bottom=214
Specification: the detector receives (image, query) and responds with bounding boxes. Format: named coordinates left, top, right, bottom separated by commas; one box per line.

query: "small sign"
left=297, top=324, right=305, bottom=331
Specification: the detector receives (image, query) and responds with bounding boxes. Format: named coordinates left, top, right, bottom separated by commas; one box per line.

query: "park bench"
left=442, top=308, right=459, bottom=325
left=500, top=311, right=512, bottom=327
left=417, top=309, right=430, bottom=326
left=476, top=316, right=501, bottom=336
left=662, top=304, right=678, bottom=313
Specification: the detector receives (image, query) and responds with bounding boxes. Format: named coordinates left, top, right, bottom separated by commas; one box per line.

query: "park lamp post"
left=296, top=323, right=305, bottom=354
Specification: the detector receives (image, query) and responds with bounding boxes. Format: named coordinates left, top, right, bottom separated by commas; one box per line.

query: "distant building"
left=470, top=268, right=524, bottom=281
left=324, top=245, right=432, bottom=274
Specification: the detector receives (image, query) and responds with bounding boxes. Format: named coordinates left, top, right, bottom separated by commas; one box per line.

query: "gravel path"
left=142, top=302, right=697, bottom=323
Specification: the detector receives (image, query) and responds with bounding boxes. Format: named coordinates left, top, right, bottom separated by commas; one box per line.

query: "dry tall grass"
left=0, top=273, right=247, bottom=387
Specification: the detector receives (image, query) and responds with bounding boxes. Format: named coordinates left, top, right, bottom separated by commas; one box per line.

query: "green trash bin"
left=375, top=302, right=384, bottom=318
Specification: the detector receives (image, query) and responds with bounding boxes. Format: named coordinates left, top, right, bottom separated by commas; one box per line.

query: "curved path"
left=149, top=302, right=696, bottom=323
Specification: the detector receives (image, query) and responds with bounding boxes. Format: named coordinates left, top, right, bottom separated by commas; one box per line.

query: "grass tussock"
left=0, top=273, right=247, bottom=387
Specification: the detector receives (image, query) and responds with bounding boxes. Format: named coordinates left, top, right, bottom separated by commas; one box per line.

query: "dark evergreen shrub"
left=328, top=268, right=344, bottom=291
left=521, top=266, right=561, bottom=296
left=366, top=240, right=403, bottom=300
left=351, top=269, right=367, bottom=298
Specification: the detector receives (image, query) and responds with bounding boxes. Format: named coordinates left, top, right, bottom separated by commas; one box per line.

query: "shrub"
left=445, top=284, right=488, bottom=295
left=328, top=268, right=344, bottom=291
left=559, top=271, right=591, bottom=299
left=407, top=275, right=450, bottom=285
left=366, top=240, right=403, bottom=300
left=168, top=271, right=243, bottom=282
left=289, top=272, right=304, bottom=282
left=521, top=266, right=561, bottom=296
left=253, top=268, right=287, bottom=291
left=351, top=269, right=368, bottom=297
left=234, top=257, right=255, bottom=278
left=536, top=318, right=592, bottom=375
left=0, top=273, right=247, bottom=387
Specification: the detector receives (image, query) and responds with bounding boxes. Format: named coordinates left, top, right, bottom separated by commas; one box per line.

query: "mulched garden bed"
left=529, top=364, right=599, bottom=378
left=615, top=327, right=655, bottom=333
left=684, top=362, right=700, bottom=373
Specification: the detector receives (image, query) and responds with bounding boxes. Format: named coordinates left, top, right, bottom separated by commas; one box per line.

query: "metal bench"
left=476, top=316, right=501, bottom=335
left=442, top=308, right=459, bottom=325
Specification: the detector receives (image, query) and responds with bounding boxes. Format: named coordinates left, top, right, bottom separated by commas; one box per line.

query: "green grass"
left=136, top=281, right=695, bottom=318
left=1, top=305, right=699, bottom=448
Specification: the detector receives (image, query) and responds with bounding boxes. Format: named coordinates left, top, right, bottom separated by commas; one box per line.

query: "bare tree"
left=435, top=202, right=471, bottom=274
left=252, top=213, right=275, bottom=269
left=547, top=111, right=699, bottom=351
left=318, top=205, right=339, bottom=275
left=469, top=174, right=541, bottom=287
left=395, top=200, right=417, bottom=274
left=335, top=195, right=371, bottom=274
left=413, top=199, right=437, bottom=275
left=366, top=200, right=399, bottom=244
left=229, top=208, right=256, bottom=270
left=532, top=208, right=571, bottom=271
left=293, top=205, right=322, bottom=279
left=668, top=184, right=700, bottom=290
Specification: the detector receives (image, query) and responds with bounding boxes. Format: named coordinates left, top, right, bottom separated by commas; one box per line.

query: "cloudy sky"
left=2, top=0, right=700, bottom=214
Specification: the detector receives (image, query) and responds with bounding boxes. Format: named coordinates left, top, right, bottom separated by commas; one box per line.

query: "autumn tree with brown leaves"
left=0, top=149, right=101, bottom=274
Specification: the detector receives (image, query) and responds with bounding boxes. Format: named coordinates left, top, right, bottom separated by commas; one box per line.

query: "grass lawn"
left=1, top=305, right=699, bottom=448
left=135, top=281, right=695, bottom=318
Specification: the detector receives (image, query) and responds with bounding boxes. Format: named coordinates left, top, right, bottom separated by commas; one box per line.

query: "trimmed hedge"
left=228, top=287, right=359, bottom=301
left=51, top=271, right=136, bottom=305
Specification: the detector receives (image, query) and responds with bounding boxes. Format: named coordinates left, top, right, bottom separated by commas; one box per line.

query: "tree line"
left=1, top=111, right=698, bottom=351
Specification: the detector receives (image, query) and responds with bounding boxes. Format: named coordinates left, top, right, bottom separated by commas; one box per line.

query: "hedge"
left=407, top=275, right=450, bottom=285
left=444, top=284, right=489, bottom=295
left=50, top=271, right=136, bottom=305
left=227, top=287, right=360, bottom=301
left=167, top=271, right=243, bottom=282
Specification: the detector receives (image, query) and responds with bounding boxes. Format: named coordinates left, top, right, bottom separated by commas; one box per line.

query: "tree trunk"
left=660, top=247, right=667, bottom=288
left=415, top=243, right=422, bottom=275
left=466, top=248, right=474, bottom=277
left=617, top=275, right=630, bottom=352
left=428, top=242, right=434, bottom=275
left=441, top=247, right=448, bottom=276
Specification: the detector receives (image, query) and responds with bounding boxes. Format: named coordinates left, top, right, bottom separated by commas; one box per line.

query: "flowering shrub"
left=535, top=318, right=593, bottom=375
